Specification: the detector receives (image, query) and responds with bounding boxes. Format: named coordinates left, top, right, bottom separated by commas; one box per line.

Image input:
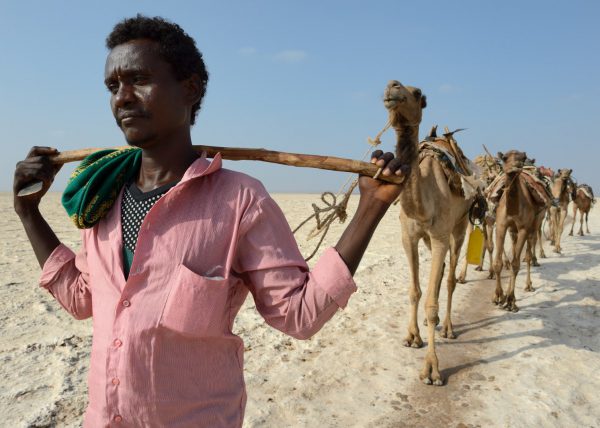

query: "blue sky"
left=1, top=1, right=599, bottom=193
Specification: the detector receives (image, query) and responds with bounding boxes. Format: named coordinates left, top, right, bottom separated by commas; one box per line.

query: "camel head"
left=557, top=168, right=573, bottom=180
left=556, top=169, right=575, bottom=196
left=383, top=80, right=426, bottom=127
left=498, top=150, right=527, bottom=175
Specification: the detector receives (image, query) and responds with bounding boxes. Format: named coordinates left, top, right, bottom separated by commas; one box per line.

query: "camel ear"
left=428, top=125, right=437, bottom=138
left=568, top=169, right=573, bottom=174
left=421, top=94, right=427, bottom=109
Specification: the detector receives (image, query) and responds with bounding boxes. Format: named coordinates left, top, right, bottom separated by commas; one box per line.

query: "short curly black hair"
left=106, top=14, right=209, bottom=125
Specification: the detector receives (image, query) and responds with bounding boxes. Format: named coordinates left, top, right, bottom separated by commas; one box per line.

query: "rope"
left=293, top=121, right=391, bottom=261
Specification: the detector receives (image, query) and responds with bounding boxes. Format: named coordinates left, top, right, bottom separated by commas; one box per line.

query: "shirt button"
left=122, top=299, right=131, bottom=307
left=112, top=377, right=120, bottom=386
left=113, top=339, right=122, bottom=348
left=114, top=415, right=123, bottom=423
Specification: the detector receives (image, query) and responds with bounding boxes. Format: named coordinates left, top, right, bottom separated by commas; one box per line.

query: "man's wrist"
left=15, top=205, right=42, bottom=221
left=357, top=194, right=393, bottom=214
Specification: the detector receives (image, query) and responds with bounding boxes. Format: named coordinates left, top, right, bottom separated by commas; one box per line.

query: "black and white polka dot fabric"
left=121, top=180, right=177, bottom=254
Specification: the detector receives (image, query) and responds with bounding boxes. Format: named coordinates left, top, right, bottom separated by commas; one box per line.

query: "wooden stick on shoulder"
left=17, top=145, right=405, bottom=196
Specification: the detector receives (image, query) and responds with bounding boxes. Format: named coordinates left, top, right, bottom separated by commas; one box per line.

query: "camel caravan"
left=381, top=80, right=595, bottom=385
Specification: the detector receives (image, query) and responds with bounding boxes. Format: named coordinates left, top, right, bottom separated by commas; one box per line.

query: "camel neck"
left=393, top=125, right=429, bottom=220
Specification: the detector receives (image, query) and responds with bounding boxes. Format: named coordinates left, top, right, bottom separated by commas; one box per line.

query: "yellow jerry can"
left=466, top=226, right=484, bottom=265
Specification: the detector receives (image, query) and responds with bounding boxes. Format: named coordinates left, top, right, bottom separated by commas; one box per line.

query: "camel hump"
left=579, top=184, right=594, bottom=200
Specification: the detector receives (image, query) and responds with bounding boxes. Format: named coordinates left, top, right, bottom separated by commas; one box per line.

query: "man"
left=13, top=15, right=407, bottom=427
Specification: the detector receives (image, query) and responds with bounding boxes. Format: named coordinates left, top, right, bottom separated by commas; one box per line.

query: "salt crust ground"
left=1, top=192, right=598, bottom=427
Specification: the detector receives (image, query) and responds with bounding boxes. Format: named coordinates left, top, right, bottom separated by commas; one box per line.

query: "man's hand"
left=358, top=150, right=410, bottom=205
left=14, top=146, right=62, bottom=217
left=334, top=150, right=410, bottom=275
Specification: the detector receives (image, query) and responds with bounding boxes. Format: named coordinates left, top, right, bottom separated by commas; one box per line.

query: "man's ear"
left=182, top=74, right=203, bottom=105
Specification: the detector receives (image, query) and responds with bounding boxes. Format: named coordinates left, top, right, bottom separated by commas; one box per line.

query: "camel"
left=569, top=184, right=595, bottom=236
left=490, top=151, right=547, bottom=312
left=383, top=80, right=478, bottom=386
left=549, top=169, right=576, bottom=253
left=458, top=154, right=502, bottom=282
left=522, top=160, right=553, bottom=266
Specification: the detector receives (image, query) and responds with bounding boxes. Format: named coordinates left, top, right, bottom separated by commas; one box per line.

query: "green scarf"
left=62, top=147, right=142, bottom=229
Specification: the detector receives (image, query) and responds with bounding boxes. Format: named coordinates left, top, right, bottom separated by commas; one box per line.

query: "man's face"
left=104, top=39, right=190, bottom=147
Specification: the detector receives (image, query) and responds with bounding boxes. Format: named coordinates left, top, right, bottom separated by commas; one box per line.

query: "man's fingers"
left=375, top=152, right=394, bottom=167
left=369, top=151, right=410, bottom=179
left=382, top=158, right=404, bottom=176
left=26, top=146, right=59, bottom=159
left=370, top=150, right=383, bottom=163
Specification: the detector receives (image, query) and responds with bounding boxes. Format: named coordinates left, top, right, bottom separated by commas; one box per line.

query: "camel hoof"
left=442, top=331, right=456, bottom=339
left=540, top=254, right=546, bottom=259
left=421, top=376, right=444, bottom=386
left=457, top=277, right=466, bottom=284
left=532, top=261, right=540, bottom=267
left=403, top=335, right=423, bottom=348
left=493, top=295, right=506, bottom=305
left=487, top=272, right=495, bottom=280
left=502, top=302, right=519, bottom=312
left=474, top=266, right=483, bottom=272
left=568, top=232, right=573, bottom=236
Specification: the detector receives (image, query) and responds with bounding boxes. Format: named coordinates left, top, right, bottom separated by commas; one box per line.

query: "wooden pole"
left=43, top=145, right=406, bottom=185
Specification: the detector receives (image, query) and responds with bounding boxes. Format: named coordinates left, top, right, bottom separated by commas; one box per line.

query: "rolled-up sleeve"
left=234, top=196, right=357, bottom=340
left=39, top=240, right=92, bottom=321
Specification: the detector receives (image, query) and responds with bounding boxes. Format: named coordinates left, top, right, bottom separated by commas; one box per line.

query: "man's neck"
left=135, top=132, right=199, bottom=192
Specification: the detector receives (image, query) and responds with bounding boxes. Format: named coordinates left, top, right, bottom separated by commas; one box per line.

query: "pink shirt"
left=40, top=154, right=357, bottom=427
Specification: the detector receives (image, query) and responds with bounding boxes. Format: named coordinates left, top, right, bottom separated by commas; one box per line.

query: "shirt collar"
left=179, top=152, right=223, bottom=184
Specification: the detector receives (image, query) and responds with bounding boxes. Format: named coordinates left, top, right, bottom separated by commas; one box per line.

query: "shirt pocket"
left=159, top=263, right=231, bottom=338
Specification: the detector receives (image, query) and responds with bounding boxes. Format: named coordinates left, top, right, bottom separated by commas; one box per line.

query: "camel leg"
left=457, top=222, right=471, bottom=284
left=578, top=209, right=585, bottom=236
left=442, top=222, right=467, bottom=339
left=485, top=223, right=495, bottom=279
left=524, top=237, right=534, bottom=292
left=505, top=230, right=517, bottom=270
left=530, top=229, right=540, bottom=267
left=475, top=227, right=486, bottom=272
left=538, top=226, right=546, bottom=259
left=423, top=261, right=445, bottom=327
left=493, top=224, right=508, bottom=305
left=554, top=208, right=567, bottom=253
left=586, top=211, right=590, bottom=234
left=420, top=238, right=449, bottom=386
left=548, top=207, right=556, bottom=245
left=401, top=233, right=423, bottom=348
left=569, top=205, right=577, bottom=235
left=503, top=229, right=527, bottom=312
left=420, top=234, right=443, bottom=328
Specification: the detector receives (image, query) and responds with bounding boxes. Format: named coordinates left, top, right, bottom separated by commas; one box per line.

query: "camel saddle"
left=418, top=138, right=483, bottom=199
left=578, top=184, right=595, bottom=201
left=485, top=168, right=554, bottom=207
